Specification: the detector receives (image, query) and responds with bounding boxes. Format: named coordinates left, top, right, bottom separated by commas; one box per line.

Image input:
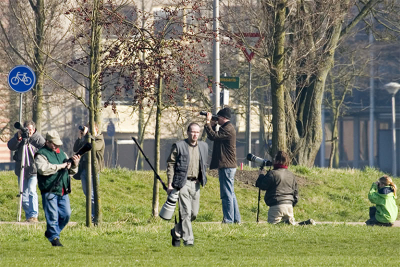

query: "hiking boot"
left=50, top=238, right=63, bottom=247
left=26, top=217, right=39, bottom=223
left=171, top=229, right=180, bottom=247
left=45, top=231, right=50, bottom=238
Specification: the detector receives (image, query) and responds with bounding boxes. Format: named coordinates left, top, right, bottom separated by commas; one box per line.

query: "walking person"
left=167, top=122, right=208, bottom=246
left=205, top=107, right=241, bottom=224
left=366, top=175, right=398, bottom=227
left=36, top=130, right=80, bottom=246
left=7, top=120, right=45, bottom=222
left=73, top=123, right=105, bottom=222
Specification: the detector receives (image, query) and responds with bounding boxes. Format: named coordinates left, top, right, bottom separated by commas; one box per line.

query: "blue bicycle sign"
left=8, top=65, right=36, bottom=93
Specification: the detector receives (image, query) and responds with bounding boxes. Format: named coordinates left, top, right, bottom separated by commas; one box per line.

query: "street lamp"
left=384, top=82, right=400, bottom=176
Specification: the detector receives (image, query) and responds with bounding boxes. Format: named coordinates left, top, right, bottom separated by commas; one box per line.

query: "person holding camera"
left=73, top=123, right=105, bottom=221
left=205, top=107, right=241, bottom=224
left=35, top=130, right=80, bottom=247
left=366, top=175, right=398, bottom=227
left=256, top=151, right=298, bottom=225
left=167, top=122, right=208, bottom=247
left=7, top=120, right=45, bottom=222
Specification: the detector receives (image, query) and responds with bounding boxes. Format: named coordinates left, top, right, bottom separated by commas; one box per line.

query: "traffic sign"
left=8, top=65, right=36, bottom=93
left=236, top=33, right=263, bottom=62
left=107, top=120, right=115, bottom=137
left=208, top=76, right=240, bottom=89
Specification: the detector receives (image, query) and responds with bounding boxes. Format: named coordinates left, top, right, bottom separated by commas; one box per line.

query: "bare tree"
left=220, top=0, right=400, bottom=166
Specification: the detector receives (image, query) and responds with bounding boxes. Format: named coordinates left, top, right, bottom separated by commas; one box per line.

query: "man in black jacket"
left=7, top=120, right=45, bottom=222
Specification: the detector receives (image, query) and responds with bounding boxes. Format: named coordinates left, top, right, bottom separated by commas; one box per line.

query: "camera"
left=14, top=122, right=30, bottom=139
left=199, top=111, right=218, bottom=121
left=64, top=142, right=92, bottom=164
left=78, top=125, right=85, bottom=131
left=246, top=153, right=272, bottom=168
left=159, top=189, right=179, bottom=220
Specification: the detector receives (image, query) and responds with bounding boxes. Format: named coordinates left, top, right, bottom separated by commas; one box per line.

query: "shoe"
left=298, top=219, right=316, bottom=225
left=45, top=231, right=50, bottom=238
left=50, top=238, right=63, bottom=247
left=307, top=219, right=316, bottom=225
left=26, top=217, right=39, bottom=223
left=183, top=242, right=194, bottom=247
left=171, top=229, right=180, bottom=247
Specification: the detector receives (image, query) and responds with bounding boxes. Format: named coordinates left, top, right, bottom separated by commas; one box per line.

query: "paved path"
left=1, top=221, right=400, bottom=227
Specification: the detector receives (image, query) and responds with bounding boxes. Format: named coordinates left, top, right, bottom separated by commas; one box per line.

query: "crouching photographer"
left=255, top=151, right=314, bottom=225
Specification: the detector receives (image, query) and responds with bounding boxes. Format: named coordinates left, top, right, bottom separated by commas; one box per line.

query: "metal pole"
left=368, top=31, right=374, bottom=167
left=246, top=62, right=251, bottom=167
left=391, top=94, right=397, bottom=176
left=19, top=93, right=23, bottom=123
left=212, top=0, right=220, bottom=114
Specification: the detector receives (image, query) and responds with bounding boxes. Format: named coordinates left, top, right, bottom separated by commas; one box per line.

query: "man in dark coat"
left=205, top=107, right=241, bottom=224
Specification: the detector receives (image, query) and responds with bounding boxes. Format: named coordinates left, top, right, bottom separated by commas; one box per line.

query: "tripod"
left=17, top=138, right=35, bottom=222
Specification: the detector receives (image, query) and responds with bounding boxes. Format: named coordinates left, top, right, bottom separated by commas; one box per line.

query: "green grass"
left=1, top=167, right=399, bottom=266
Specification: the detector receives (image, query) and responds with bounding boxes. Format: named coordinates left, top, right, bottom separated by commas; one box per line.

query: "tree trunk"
left=88, top=0, right=102, bottom=226
left=135, top=106, right=145, bottom=170
left=152, top=74, right=162, bottom=217
left=270, top=0, right=287, bottom=156
left=32, top=0, right=44, bottom=133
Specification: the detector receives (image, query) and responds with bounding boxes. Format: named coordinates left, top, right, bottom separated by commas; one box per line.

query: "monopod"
left=131, top=137, right=168, bottom=192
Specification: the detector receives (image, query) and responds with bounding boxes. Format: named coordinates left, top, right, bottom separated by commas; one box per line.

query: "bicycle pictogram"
left=10, top=72, right=32, bottom=86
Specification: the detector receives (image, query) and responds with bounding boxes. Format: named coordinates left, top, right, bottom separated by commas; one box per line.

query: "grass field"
left=1, top=167, right=400, bottom=266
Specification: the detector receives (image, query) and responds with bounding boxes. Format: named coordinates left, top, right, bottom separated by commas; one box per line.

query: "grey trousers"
left=175, top=180, right=200, bottom=245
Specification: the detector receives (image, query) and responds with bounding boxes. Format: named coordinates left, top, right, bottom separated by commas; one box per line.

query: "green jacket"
left=36, top=146, right=69, bottom=196
left=368, top=182, right=398, bottom=223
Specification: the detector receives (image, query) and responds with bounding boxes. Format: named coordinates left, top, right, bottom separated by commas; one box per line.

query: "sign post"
left=236, top=33, right=263, bottom=167
left=8, top=65, right=36, bottom=123
left=7, top=65, right=36, bottom=222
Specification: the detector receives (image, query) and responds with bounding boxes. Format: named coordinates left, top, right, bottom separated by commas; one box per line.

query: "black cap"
left=217, top=107, right=231, bottom=119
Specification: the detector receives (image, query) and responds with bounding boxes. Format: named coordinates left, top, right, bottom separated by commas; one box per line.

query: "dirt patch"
left=207, top=169, right=310, bottom=188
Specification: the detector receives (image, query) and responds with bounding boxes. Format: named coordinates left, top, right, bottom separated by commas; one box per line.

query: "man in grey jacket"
left=7, top=120, right=45, bottom=222
left=167, top=122, right=208, bottom=247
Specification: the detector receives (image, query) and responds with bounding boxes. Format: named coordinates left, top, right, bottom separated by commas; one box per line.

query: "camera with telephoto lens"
left=159, top=188, right=179, bottom=220
left=199, top=111, right=218, bottom=121
left=246, top=153, right=273, bottom=168
left=14, top=122, right=30, bottom=139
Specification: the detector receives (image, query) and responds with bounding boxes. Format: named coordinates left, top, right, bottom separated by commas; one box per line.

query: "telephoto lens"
left=159, top=189, right=179, bottom=220
left=246, top=153, right=272, bottom=168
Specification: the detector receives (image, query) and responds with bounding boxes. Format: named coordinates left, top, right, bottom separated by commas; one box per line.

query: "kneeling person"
left=167, top=123, right=208, bottom=247
left=256, top=151, right=314, bottom=225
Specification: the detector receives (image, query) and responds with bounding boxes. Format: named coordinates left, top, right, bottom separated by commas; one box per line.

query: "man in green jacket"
left=36, top=130, right=80, bottom=247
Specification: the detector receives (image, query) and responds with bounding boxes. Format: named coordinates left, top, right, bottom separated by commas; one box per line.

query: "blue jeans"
left=42, top=193, right=71, bottom=241
left=81, top=169, right=97, bottom=218
left=218, top=168, right=241, bottom=223
left=22, top=175, right=39, bottom=219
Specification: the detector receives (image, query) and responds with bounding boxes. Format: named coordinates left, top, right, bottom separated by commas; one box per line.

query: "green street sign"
left=208, top=76, right=240, bottom=89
